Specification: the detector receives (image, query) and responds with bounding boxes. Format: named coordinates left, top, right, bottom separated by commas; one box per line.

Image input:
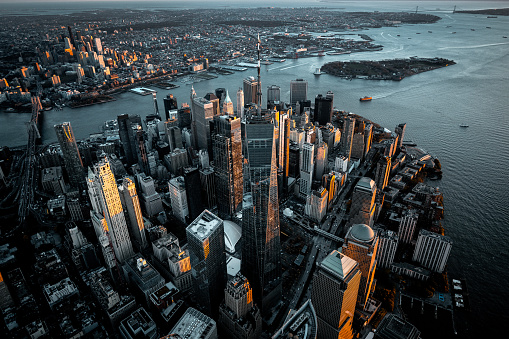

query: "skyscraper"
left=205, top=92, right=221, bottom=117
left=54, top=122, right=84, bottom=188
left=168, top=176, right=189, bottom=223
left=117, top=114, right=137, bottom=165
left=341, top=224, right=379, bottom=309
left=412, top=229, right=452, bottom=273
left=398, top=209, right=418, bottom=244
left=133, top=125, right=150, bottom=175
left=350, top=177, right=377, bottom=227
left=120, top=177, right=147, bottom=251
left=243, top=77, right=258, bottom=105
left=93, top=158, right=134, bottom=264
left=222, top=90, right=234, bottom=115
left=212, top=115, right=243, bottom=218
left=290, top=79, right=308, bottom=106
left=163, top=94, right=178, bottom=120
left=311, top=250, right=361, bottom=339
left=236, top=88, right=245, bottom=119
left=218, top=273, right=262, bottom=339
left=394, top=123, right=406, bottom=148
left=186, top=210, right=227, bottom=317
left=314, top=93, right=333, bottom=126
left=267, top=85, right=281, bottom=107
left=191, top=95, right=215, bottom=152
left=165, top=118, right=183, bottom=152
left=184, top=166, right=205, bottom=221
left=277, top=112, right=290, bottom=194
left=376, top=229, right=398, bottom=269
left=241, top=114, right=281, bottom=312
left=300, top=142, right=315, bottom=196
left=342, top=116, right=356, bottom=161
left=375, top=156, right=391, bottom=190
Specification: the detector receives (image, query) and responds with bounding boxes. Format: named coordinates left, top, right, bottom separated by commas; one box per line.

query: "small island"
left=321, top=57, right=455, bottom=81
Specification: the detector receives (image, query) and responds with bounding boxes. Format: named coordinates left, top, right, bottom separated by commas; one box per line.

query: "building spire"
left=256, top=34, right=262, bottom=113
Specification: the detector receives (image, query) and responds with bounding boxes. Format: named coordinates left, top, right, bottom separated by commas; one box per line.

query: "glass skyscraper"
left=54, top=122, right=84, bottom=188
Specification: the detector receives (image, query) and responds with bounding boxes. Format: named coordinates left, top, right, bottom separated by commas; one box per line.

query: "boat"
left=487, top=16, right=498, bottom=18
left=459, top=124, right=469, bottom=128
left=359, top=96, right=372, bottom=102
left=313, top=68, right=321, bottom=75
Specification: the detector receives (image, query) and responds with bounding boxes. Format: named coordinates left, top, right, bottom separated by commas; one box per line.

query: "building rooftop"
left=223, top=220, right=241, bottom=254
left=187, top=210, right=222, bottom=241
left=349, top=223, right=376, bottom=242
left=169, top=307, right=217, bottom=338
left=320, top=250, right=358, bottom=280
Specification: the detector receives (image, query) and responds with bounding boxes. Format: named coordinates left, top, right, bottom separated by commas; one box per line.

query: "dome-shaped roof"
left=223, top=220, right=242, bottom=254
left=350, top=224, right=375, bottom=242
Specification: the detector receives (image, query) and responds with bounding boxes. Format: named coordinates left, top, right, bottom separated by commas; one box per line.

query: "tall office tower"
left=184, top=166, right=205, bottom=221
left=236, top=88, right=245, bottom=119
left=200, top=167, right=216, bottom=209
left=136, top=173, right=163, bottom=217
left=91, top=211, right=116, bottom=269
left=398, top=209, right=418, bottom=244
left=117, top=114, right=136, bottom=165
left=277, top=113, right=291, bottom=194
left=342, top=116, right=356, bottom=161
left=267, top=85, right=281, bottom=107
left=363, top=123, right=373, bottom=157
left=311, top=250, right=361, bottom=339
left=132, top=125, right=150, bottom=175
left=288, top=143, right=300, bottom=178
left=168, top=176, right=189, bottom=223
left=54, top=122, right=84, bottom=188
left=314, top=94, right=333, bottom=126
left=241, top=115, right=281, bottom=312
left=412, top=229, right=452, bottom=273
left=205, top=93, right=221, bottom=117
left=177, top=106, right=192, bottom=129
left=351, top=133, right=365, bottom=160
left=191, top=96, right=215, bottom=152
left=290, top=79, right=308, bottom=106
left=186, top=210, right=227, bottom=317
left=375, top=156, right=391, bottom=190
left=93, top=37, right=103, bottom=54
left=222, top=90, right=234, bottom=115
left=342, top=224, right=379, bottom=309
left=376, top=229, right=398, bottom=269
left=67, top=26, right=75, bottom=48
left=165, top=119, right=183, bottom=152
left=305, top=187, right=328, bottom=222
left=243, top=76, right=259, bottom=105
left=163, top=94, right=178, bottom=121
left=350, top=177, right=377, bottom=227
left=120, top=178, right=147, bottom=251
left=218, top=273, right=262, bottom=339
left=322, top=172, right=336, bottom=206
left=314, top=142, right=328, bottom=181
left=215, top=88, right=227, bottom=105
left=299, top=142, right=315, bottom=196
left=394, top=123, right=406, bottom=148
left=93, top=158, right=134, bottom=264
left=212, top=115, right=243, bottom=218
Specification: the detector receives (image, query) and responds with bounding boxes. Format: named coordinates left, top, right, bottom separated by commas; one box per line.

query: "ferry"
left=459, top=124, right=469, bottom=128
left=359, top=96, right=372, bottom=102
left=313, top=68, right=322, bottom=75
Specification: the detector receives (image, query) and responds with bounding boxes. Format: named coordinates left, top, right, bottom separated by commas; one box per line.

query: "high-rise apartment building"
left=212, top=115, right=243, bottom=218
left=398, top=209, right=418, bottom=244
left=92, top=158, right=134, bottom=264
left=311, top=250, right=361, bottom=339
left=341, top=224, right=379, bottom=309
left=54, top=122, right=84, bottom=188
left=186, top=210, right=227, bottom=317
left=120, top=177, right=147, bottom=251
left=350, top=177, right=377, bottom=227
left=241, top=114, right=281, bottom=312
left=375, top=156, right=391, bottom=190
left=290, top=79, right=308, bottom=106
left=412, top=229, right=452, bottom=273
left=376, top=229, right=398, bottom=269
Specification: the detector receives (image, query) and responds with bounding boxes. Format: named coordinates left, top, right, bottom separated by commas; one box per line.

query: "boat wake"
left=438, top=42, right=509, bottom=50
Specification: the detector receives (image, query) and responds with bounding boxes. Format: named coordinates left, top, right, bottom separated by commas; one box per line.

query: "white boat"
left=313, top=68, right=321, bottom=75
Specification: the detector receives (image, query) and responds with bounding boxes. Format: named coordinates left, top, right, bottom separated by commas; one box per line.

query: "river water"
left=1, top=1, right=508, bottom=337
